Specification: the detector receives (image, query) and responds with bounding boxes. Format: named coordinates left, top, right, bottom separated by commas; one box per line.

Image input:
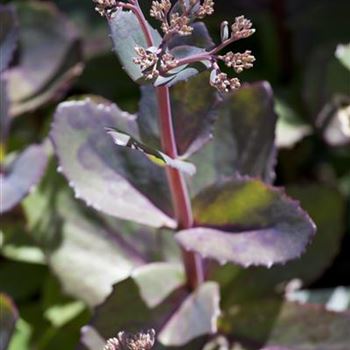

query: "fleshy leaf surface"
left=189, top=82, right=277, bottom=195
left=0, top=4, right=18, bottom=72
left=51, top=98, right=175, bottom=228
left=6, top=2, right=83, bottom=116
left=108, top=9, right=161, bottom=82
left=176, top=177, right=316, bottom=267
left=221, top=298, right=350, bottom=350
left=214, top=185, right=346, bottom=305
left=23, top=157, right=170, bottom=307
left=83, top=263, right=220, bottom=349
left=0, top=294, right=18, bottom=350
left=0, top=144, right=48, bottom=214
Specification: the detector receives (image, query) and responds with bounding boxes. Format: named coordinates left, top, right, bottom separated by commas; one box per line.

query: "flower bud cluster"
left=103, top=329, right=155, bottom=350
left=231, top=15, right=256, bottom=40
left=133, top=47, right=179, bottom=80
left=150, top=0, right=215, bottom=36
left=210, top=71, right=241, bottom=94
left=220, top=50, right=256, bottom=73
left=93, top=0, right=119, bottom=17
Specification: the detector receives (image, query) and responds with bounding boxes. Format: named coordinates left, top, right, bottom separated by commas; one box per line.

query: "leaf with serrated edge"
left=176, top=177, right=316, bottom=267
left=51, top=98, right=175, bottom=228
left=0, top=293, right=18, bottom=350
left=214, top=185, right=345, bottom=306
left=0, top=144, right=48, bottom=214
left=0, top=4, right=18, bottom=72
left=158, top=282, right=220, bottom=346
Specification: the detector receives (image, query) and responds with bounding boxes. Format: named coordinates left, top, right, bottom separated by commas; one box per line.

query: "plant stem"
left=130, top=2, right=204, bottom=290
left=155, top=86, right=204, bottom=290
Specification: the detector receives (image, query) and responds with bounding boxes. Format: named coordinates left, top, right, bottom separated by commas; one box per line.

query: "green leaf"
left=176, top=177, right=316, bottom=267
left=139, top=73, right=220, bottom=158
left=221, top=298, right=350, bottom=349
left=83, top=263, right=220, bottom=348
left=23, top=156, right=175, bottom=307
left=0, top=294, right=18, bottom=350
left=105, top=127, right=196, bottom=176
left=189, top=82, right=277, bottom=195
left=336, top=43, right=350, bottom=71
left=214, top=185, right=346, bottom=305
left=6, top=1, right=83, bottom=116
left=108, top=9, right=161, bottom=82
left=51, top=98, right=175, bottom=228
left=0, top=144, right=48, bottom=214
left=0, top=4, right=18, bottom=73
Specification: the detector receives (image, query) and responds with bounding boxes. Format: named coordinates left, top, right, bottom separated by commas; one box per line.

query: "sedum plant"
left=41, top=0, right=348, bottom=349
left=47, top=0, right=322, bottom=348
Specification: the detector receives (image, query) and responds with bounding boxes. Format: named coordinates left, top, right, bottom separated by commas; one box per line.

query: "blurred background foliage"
left=0, top=0, right=349, bottom=349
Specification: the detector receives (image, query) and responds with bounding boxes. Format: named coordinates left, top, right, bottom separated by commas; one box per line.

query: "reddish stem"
left=129, top=1, right=204, bottom=289
left=156, top=86, right=204, bottom=290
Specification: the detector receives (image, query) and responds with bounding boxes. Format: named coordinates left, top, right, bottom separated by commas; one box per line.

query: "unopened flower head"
left=162, top=13, right=193, bottom=36
left=133, top=46, right=160, bottom=80
left=220, top=50, right=256, bottom=73
left=93, top=0, right=118, bottom=17
left=150, top=0, right=171, bottom=21
left=198, top=0, right=215, bottom=18
left=231, top=15, right=255, bottom=40
left=210, top=72, right=241, bottom=94
left=103, top=330, right=156, bottom=350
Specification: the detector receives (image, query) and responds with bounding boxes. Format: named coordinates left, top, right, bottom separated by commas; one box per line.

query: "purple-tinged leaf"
left=168, top=22, right=215, bottom=50
left=158, top=282, right=220, bottom=346
left=0, top=5, right=18, bottom=73
left=51, top=98, right=175, bottom=228
left=139, top=73, right=220, bottom=157
left=214, top=185, right=346, bottom=305
left=0, top=293, right=18, bottom=350
left=221, top=298, right=350, bottom=349
left=176, top=177, right=316, bottom=267
left=6, top=2, right=83, bottom=116
left=23, top=157, right=167, bottom=307
left=0, top=77, right=10, bottom=141
left=0, top=144, right=48, bottom=214
left=108, top=9, right=161, bottom=83
left=48, top=195, right=146, bottom=307
left=189, top=82, right=277, bottom=195
left=82, top=263, right=219, bottom=349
